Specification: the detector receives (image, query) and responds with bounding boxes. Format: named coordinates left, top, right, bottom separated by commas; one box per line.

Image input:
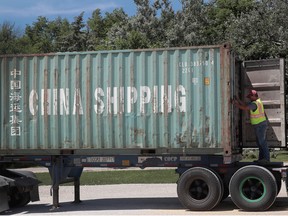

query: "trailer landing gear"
left=49, top=156, right=83, bottom=210
left=50, top=177, right=81, bottom=211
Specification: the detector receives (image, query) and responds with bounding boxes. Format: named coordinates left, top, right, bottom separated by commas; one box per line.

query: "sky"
left=0, top=0, right=182, bottom=32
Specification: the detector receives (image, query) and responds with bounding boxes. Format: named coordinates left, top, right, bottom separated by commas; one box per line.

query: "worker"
left=233, top=89, right=270, bottom=163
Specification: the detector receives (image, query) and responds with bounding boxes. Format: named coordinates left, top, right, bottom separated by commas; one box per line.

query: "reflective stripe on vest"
left=250, top=99, right=266, bottom=125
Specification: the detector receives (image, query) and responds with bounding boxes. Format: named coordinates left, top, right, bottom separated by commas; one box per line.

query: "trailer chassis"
left=1, top=154, right=288, bottom=212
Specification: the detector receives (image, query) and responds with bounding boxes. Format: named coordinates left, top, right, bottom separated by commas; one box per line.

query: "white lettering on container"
left=72, top=88, right=84, bottom=115
left=29, top=90, right=38, bottom=115
left=10, top=69, right=22, bottom=136
left=139, top=86, right=151, bottom=114
left=94, top=88, right=104, bottom=114
left=127, top=87, right=137, bottom=113
left=29, top=85, right=187, bottom=115
left=60, top=88, right=69, bottom=115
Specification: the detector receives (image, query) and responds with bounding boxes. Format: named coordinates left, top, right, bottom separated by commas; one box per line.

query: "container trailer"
left=0, top=44, right=287, bottom=212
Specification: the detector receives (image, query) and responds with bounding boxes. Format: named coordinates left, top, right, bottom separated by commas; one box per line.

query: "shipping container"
left=1, top=45, right=288, bottom=213
left=0, top=44, right=239, bottom=158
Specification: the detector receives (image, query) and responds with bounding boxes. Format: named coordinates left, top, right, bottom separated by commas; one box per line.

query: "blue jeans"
left=254, top=121, right=270, bottom=161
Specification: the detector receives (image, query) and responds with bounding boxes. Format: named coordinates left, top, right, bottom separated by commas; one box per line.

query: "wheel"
left=229, top=165, right=277, bottom=211
left=272, top=171, right=282, bottom=195
left=177, top=167, right=223, bottom=211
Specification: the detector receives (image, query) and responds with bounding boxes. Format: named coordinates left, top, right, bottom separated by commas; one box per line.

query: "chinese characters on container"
left=10, top=69, right=22, bottom=136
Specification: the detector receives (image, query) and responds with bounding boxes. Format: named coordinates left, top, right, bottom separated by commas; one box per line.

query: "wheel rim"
left=239, top=176, right=266, bottom=203
left=189, top=179, right=209, bottom=200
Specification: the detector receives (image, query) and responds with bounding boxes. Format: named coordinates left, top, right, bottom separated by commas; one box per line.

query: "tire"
left=272, top=171, right=282, bottom=195
left=177, top=167, right=223, bottom=211
left=229, top=165, right=277, bottom=211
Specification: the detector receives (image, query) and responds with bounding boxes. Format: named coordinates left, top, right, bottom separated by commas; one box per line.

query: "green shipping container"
left=0, top=44, right=239, bottom=158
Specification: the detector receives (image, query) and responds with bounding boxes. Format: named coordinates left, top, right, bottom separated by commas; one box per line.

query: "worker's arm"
left=233, top=100, right=250, bottom=111
left=232, top=98, right=251, bottom=111
left=235, top=95, right=246, bottom=106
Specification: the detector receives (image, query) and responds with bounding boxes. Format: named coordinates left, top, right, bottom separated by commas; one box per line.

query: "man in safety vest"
left=233, top=89, right=270, bottom=162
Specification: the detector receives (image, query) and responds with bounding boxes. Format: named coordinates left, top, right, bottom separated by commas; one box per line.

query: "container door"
left=241, top=59, right=286, bottom=148
left=231, top=59, right=242, bottom=152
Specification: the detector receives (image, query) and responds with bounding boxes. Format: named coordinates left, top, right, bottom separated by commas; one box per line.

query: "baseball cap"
left=246, top=89, right=258, bottom=98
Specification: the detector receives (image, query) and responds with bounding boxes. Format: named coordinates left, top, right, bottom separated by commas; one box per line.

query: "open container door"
left=241, top=59, right=286, bottom=148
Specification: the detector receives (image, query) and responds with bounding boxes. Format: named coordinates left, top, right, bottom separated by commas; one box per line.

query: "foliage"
left=58, top=12, right=88, bottom=52
left=1, top=0, right=288, bottom=61
left=89, top=8, right=128, bottom=50
left=21, top=16, right=71, bottom=53
left=227, top=0, right=288, bottom=59
left=0, top=22, right=22, bottom=54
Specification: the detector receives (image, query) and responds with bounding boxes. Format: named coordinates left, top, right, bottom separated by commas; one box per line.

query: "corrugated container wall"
left=0, top=45, right=238, bottom=156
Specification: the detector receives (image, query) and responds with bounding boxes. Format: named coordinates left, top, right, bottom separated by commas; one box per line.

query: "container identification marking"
left=179, top=59, right=213, bottom=74
left=86, top=157, right=115, bottom=163
left=180, top=156, right=201, bottom=161
left=164, top=156, right=177, bottom=162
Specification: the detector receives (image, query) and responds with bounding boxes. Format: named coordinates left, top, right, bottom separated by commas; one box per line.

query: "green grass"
left=35, top=169, right=179, bottom=186
left=35, top=151, right=288, bottom=186
left=241, top=150, right=288, bottom=162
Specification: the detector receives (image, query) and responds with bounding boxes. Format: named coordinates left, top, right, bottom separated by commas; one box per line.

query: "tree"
left=2, top=0, right=288, bottom=61
left=59, top=12, right=87, bottom=52
left=107, top=0, right=177, bottom=49
left=87, top=9, right=104, bottom=50
left=204, top=0, right=256, bottom=45
left=49, top=17, right=71, bottom=52
left=172, top=0, right=208, bottom=46
left=153, top=0, right=176, bottom=47
left=87, top=8, right=128, bottom=50
left=25, top=16, right=52, bottom=53
left=133, top=0, right=158, bottom=44
left=0, top=22, right=21, bottom=54
left=227, top=0, right=288, bottom=60
left=108, top=0, right=160, bottom=49
left=23, top=16, right=71, bottom=53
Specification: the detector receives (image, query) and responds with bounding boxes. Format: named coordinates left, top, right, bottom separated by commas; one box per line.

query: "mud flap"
left=29, top=184, right=40, bottom=202
left=286, top=169, right=288, bottom=195
left=0, top=187, right=9, bottom=213
left=0, top=179, right=9, bottom=213
left=7, top=170, right=41, bottom=202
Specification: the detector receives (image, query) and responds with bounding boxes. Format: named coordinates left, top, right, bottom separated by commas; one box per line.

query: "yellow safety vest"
left=250, top=99, right=266, bottom=125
